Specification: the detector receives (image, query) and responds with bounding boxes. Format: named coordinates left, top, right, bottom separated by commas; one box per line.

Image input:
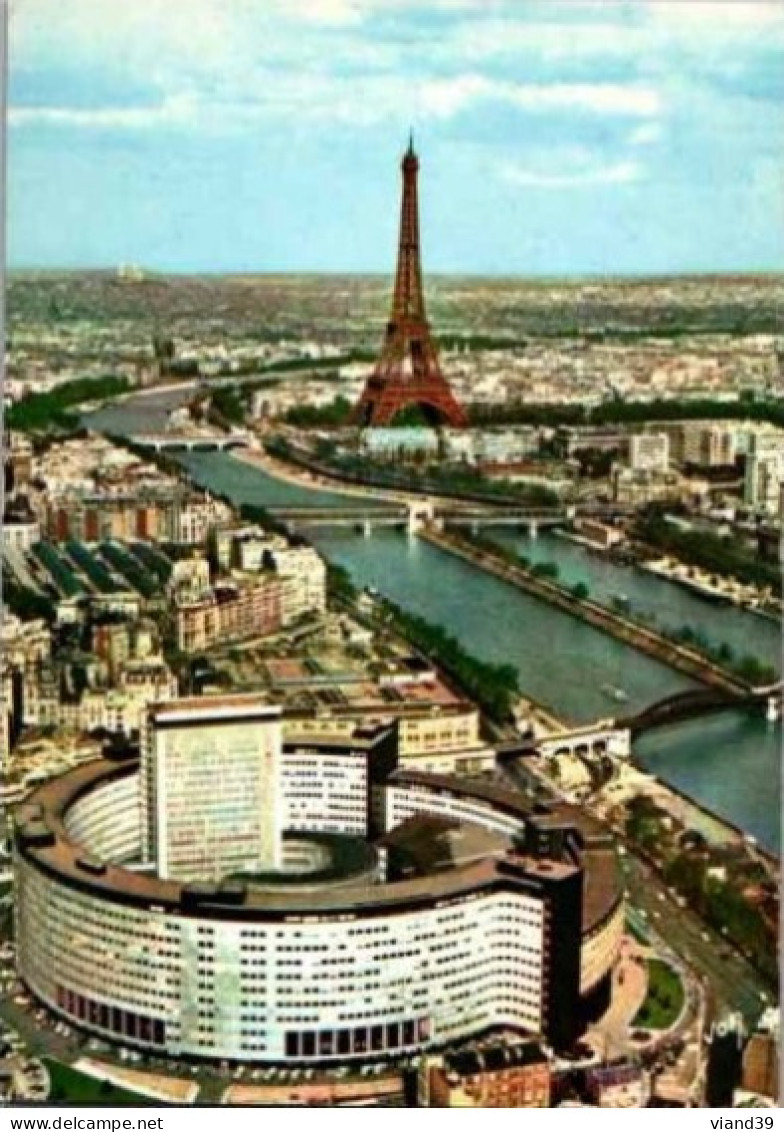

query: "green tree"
left=7, top=374, right=131, bottom=432
left=211, top=387, right=246, bottom=424
left=284, top=395, right=353, bottom=428
left=531, top=561, right=560, bottom=581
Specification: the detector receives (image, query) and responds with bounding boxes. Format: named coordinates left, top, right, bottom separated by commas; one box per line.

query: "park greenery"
left=282, top=390, right=784, bottom=436
left=237, top=501, right=289, bottom=538
left=260, top=351, right=373, bottom=374
left=609, top=596, right=777, bottom=686
left=7, top=374, right=132, bottom=433
left=632, top=959, right=685, bottom=1031
left=660, top=626, right=775, bottom=687
left=664, top=856, right=778, bottom=986
left=209, top=386, right=246, bottom=425
left=468, top=394, right=784, bottom=431
left=43, top=1059, right=158, bottom=1106
left=215, top=350, right=376, bottom=382
left=625, top=796, right=778, bottom=987
left=325, top=561, right=359, bottom=604
left=377, top=597, right=520, bottom=723
left=633, top=506, right=781, bottom=591
left=282, top=390, right=440, bottom=427
left=268, top=434, right=560, bottom=508
left=284, top=395, right=354, bottom=428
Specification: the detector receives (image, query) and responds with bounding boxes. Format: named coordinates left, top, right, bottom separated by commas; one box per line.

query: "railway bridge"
left=622, top=681, right=782, bottom=736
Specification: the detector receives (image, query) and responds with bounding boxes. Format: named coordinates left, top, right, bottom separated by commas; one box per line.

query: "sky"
left=8, top=0, right=784, bottom=276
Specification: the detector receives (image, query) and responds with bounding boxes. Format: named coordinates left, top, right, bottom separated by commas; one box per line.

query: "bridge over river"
left=276, top=503, right=567, bottom=533
left=622, top=682, right=783, bottom=736
left=130, top=431, right=253, bottom=452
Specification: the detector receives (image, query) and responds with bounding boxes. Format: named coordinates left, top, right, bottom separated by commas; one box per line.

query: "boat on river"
left=601, top=684, right=629, bottom=703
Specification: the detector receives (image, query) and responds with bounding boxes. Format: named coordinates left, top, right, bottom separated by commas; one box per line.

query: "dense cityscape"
left=4, top=0, right=783, bottom=1116
left=2, top=143, right=781, bottom=1110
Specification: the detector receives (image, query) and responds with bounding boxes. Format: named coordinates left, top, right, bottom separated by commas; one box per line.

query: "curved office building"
left=15, top=751, right=623, bottom=1063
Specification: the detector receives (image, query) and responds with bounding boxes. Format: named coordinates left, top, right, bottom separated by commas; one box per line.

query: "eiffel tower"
left=353, top=137, right=468, bottom=428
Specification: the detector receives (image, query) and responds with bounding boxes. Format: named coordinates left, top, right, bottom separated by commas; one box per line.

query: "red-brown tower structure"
left=353, top=138, right=468, bottom=428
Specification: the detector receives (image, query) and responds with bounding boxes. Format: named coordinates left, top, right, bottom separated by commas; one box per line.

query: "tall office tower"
left=698, top=425, right=735, bottom=467
left=628, top=432, right=670, bottom=473
left=744, top=432, right=784, bottom=514
left=141, top=694, right=282, bottom=881
left=354, top=137, right=467, bottom=428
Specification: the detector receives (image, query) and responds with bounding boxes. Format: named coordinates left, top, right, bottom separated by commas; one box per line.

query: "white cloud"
left=9, top=95, right=200, bottom=131
left=507, top=82, right=659, bottom=117
left=645, top=1, right=784, bottom=44
left=11, top=0, right=243, bottom=76
left=629, top=122, right=662, bottom=147
left=10, top=0, right=778, bottom=144
left=10, top=72, right=661, bottom=135
left=499, top=148, right=643, bottom=189
left=441, top=17, right=645, bottom=63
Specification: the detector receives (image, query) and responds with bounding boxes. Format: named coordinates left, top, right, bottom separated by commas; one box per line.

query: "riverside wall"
left=420, top=527, right=752, bottom=698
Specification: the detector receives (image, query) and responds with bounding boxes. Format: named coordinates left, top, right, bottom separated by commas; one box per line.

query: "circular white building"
left=14, top=749, right=623, bottom=1064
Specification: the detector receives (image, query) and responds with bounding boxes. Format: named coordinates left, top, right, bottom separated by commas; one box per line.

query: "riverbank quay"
left=640, top=556, right=782, bottom=621
left=235, top=443, right=418, bottom=506
left=261, top=431, right=561, bottom=510
left=420, top=526, right=753, bottom=697
left=236, top=436, right=516, bottom=515
left=554, top=527, right=783, bottom=623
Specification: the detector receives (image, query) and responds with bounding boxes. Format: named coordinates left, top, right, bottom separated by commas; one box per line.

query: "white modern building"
left=744, top=432, right=784, bottom=516
left=141, top=695, right=282, bottom=881
left=266, top=545, right=327, bottom=624
left=628, top=432, right=670, bottom=474
left=15, top=717, right=623, bottom=1064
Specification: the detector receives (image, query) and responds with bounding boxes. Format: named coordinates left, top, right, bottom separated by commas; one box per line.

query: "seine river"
left=86, top=396, right=782, bottom=852
left=307, top=525, right=780, bottom=853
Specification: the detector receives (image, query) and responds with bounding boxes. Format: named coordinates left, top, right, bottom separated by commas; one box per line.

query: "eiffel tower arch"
left=353, top=138, right=468, bottom=429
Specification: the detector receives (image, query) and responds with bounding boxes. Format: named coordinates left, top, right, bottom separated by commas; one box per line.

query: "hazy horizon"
left=8, top=265, right=784, bottom=282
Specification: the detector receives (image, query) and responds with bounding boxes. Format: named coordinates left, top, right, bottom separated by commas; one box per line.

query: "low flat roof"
left=380, top=814, right=510, bottom=879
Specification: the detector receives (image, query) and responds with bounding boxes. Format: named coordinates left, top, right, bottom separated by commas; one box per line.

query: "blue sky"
left=8, top=0, right=784, bottom=275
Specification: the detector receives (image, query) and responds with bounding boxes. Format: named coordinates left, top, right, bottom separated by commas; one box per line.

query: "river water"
left=85, top=394, right=782, bottom=852
left=490, top=529, right=781, bottom=672
left=307, top=526, right=693, bottom=721
left=308, top=527, right=780, bottom=853
left=178, top=451, right=392, bottom=512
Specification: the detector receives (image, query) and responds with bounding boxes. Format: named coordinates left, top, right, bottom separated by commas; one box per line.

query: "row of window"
left=55, top=985, right=166, bottom=1046
left=284, top=1017, right=429, bottom=1058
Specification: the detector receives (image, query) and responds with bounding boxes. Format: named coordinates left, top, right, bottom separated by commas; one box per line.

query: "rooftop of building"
left=234, top=830, right=379, bottom=890
left=15, top=757, right=622, bottom=931
left=283, top=721, right=396, bottom=753
left=380, top=814, right=510, bottom=880
left=146, top=693, right=280, bottom=720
